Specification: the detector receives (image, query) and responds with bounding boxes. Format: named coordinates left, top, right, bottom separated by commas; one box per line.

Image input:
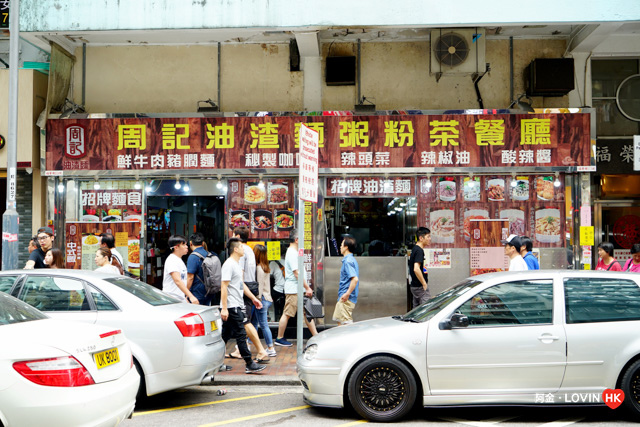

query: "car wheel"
left=347, top=356, right=417, bottom=422
left=622, top=359, right=640, bottom=416
left=134, top=359, right=147, bottom=400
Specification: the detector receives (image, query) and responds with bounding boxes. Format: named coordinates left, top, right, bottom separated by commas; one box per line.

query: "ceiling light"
left=258, top=174, right=265, bottom=189
left=93, top=179, right=100, bottom=189
left=554, top=172, right=561, bottom=187
left=134, top=181, right=141, bottom=190
left=395, top=207, right=403, bottom=211
left=511, top=173, right=517, bottom=187
left=174, top=176, right=181, bottom=190
left=57, top=182, right=64, bottom=193
left=216, top=174, right=223, bottom=189
left=183, top=180, right=190, bottom=192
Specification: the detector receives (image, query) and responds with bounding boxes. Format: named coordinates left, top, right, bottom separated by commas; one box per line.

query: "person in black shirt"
left=25, top=227, right=54, bottom=269
left=408, top=227, right=431, bottom=309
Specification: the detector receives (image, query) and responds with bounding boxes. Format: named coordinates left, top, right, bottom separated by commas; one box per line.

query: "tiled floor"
left=218, top=340, right=299, bottom=376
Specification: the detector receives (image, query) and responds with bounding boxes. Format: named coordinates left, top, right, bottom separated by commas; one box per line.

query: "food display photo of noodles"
left=535, top=208, right=561, bottom=243
left=430, top=210, right=455, bottom=244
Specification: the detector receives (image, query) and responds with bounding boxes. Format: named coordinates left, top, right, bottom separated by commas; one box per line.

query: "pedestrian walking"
left=270, top=259, right=286, bottom=320
left=504, top=234, right=528, bottom=271
left=187, top=232, right=220, bottom=306
left=94, top=247, right=120, bottom=274
left=44, top=248, right=65, bottom=269
left=275, top=229, right=318, bottom=347
left=99, top=233, right=124, bottom=275
left=25, top=227, right=54, bottom=269
left=408, top=227, right=432, bottom=309
left=28, top=236, right=39, bottom=254
left=623, top=244, right=640, bottom=272
left=251, top=244, right=277, bottom=356
left=596, top=241, right=622, bottom=271
left=520, top=236, right=540, bottom=270
left=220, top=237, right=266, bottom=374
left=333, top=235, right=359, bottom=326
left=162, top=235, right=200, bottom=303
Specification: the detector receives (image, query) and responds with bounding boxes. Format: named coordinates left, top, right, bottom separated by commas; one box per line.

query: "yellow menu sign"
left=580, top=226, right=594, bottom=246
left=115, top=232, right=129, bottom=248
left=267, top=241, right=281, bottom=261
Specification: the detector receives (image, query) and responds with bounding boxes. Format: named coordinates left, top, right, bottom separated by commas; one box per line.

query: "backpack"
left=192, top=251, right=222, bottom=296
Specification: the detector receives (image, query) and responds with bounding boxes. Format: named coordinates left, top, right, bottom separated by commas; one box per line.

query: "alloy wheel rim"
left=359, top=366, right=406, bottom=412
left=632, top=369, right=640, bottom=404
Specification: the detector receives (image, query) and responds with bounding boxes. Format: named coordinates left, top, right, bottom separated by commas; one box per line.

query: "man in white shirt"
left=504, top=234, right=529, bottom=271
left=220, top=238, right=266, bottom=374
left=162, top=235, right=200, bottom=303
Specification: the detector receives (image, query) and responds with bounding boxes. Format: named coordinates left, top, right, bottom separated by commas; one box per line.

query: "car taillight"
left=13, top=356, right=95, bottom=387
left=174, top=313, right=205, bottom=337
left=99, top=329, right=122, bottom=338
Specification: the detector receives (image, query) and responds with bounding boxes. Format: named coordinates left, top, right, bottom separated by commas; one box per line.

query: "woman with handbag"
left=251, top=245, right=277, bottom=357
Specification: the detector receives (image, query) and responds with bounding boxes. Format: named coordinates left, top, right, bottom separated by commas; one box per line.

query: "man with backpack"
left=187, top=232, right=221, bottom=306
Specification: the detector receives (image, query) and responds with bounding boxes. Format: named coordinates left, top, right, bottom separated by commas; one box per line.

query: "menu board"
left=65, top=222, right=142, bottom=276
left=469, top=219, right=510, bottom=276
left=81, top=189, right=143, bottom=222
left=227, top=179, right=295, bottom=240
left=417, top=175, right=566, bottom=249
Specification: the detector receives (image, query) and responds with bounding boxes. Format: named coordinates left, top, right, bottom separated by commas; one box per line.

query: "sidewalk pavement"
left=213, top=340, right=301, bottom=386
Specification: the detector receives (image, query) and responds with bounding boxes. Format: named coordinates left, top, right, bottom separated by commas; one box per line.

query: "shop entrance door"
left=145, top=195, right=225, bottom=288
left=594, top=201, right=640, bottom=267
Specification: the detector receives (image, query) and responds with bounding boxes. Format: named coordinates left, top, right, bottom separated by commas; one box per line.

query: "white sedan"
left=0, top=291, right=139, bottom=427
left=298, top=270, right=640, bottom=422
left=0, top=270, right=225, bottom=397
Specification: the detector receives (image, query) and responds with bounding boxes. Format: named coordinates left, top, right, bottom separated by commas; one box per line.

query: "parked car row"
left=0, top=270, right=226, bottom=426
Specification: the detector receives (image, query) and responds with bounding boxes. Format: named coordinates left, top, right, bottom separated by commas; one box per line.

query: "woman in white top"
left=95, top=247, right=121, bottom=274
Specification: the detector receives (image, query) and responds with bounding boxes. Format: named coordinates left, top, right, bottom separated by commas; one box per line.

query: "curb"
left=210, top=375, right=300, bottom=386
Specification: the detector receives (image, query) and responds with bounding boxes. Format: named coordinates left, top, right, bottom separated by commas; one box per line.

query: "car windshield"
left=0, top=292, right=48, bottom=325
left=401, top=279, right=484, bottom=322
left=104, top=277, right=181, bottom=306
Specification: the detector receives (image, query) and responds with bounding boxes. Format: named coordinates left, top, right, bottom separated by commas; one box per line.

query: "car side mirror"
left=450, top=313, right=469, bottom=328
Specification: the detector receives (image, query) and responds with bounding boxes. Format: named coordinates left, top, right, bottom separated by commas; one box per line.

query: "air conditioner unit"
left=430, top=29, right=486, bottom=80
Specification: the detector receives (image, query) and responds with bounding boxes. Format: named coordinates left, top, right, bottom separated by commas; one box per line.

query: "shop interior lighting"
left=554, top=172, right=561, bottom=187
left=183, top=180, right=190, bottom=192
left=174, top=176, right=182, bottom=190
left=394, top=206, right=403, bottom=212
left=93, top=178, right=100, bottom=190
left=216, top=174, right=223, bottom=189
left=258, top=175, right=265, bottom=189
left=145, top=180, right=154, bottom=193
left=400, top=202, right=407, bottom=207
left=57, top=182, right=64, bottom=193
left=511, top=172, right=517, bottom=187
left=134, top=178, right=141, bottom=190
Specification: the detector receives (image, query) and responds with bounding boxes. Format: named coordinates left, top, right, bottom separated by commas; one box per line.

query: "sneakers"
left=245, top=362, right=266, bottom=374
left=274, top=338, right=292, bottom=347
left=266, top=348, right=277, bottom=357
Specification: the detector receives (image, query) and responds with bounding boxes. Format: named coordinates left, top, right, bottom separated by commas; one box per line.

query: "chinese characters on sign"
left=299, top=124, right=319, bottom=203
left=81, top=190, right=142, bottom=222
left=326, top=177, right=415, bottom=197
left=46, top=113, right=592, bottom=172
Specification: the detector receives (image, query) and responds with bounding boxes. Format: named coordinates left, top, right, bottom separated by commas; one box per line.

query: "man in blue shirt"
left=187, top=232, right=218, bottom=305
left=333, top=235, right=359, bottom=326
left=520, top=236, right=540, bottom=270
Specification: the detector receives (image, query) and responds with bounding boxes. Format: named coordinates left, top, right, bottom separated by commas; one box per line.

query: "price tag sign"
left=298, top=124, right=319, bottom=203
left=580, top=226, right=595, bottom=246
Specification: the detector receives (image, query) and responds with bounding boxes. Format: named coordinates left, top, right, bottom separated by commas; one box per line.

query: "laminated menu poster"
left=65, top=222, right=141, bottom=276
left=469, top=219, right=510, bottom=276
left=417, top=174, right=566, bottom=248
left=227, top=179, right=296, bottom=240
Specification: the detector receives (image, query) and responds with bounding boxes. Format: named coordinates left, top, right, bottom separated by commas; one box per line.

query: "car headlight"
left=303, top=344, right=318, bottom=361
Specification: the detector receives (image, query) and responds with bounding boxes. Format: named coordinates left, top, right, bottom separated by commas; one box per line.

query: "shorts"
left=243, top=302, right=253, bottom=325
left=283, top=294, right=298, bottom=317
left=333, top=299, right=356, bottom=324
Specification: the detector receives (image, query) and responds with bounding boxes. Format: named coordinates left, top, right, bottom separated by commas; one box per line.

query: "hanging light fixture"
left=174, top=175, right=182, bottom=190
left=57, top=182, right=64, bottom=193
left=258, top=174, right=265, bottom=189
left=183, top=180, right=190, bottom=192
left=216, top=174, right=223, bottom=189
left=93, top=177, right=100, bottom=189
left=554, top=171, right=561, bottom=188
left=511, top=172, right=517, bottom=187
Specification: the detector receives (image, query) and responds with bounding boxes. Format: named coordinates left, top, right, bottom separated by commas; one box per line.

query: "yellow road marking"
left=133, top=393, right=280, bottom=417
left=199, top=405, right=311, bottom=426
left=334, top=421, right=369, bottom=426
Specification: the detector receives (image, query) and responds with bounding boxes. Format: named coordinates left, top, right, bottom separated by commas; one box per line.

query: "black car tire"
left=347, top=356, right=417, bottom=422
left=134, top=359, right=147, bottom=400
left=621, top=359, right=640, bottom=416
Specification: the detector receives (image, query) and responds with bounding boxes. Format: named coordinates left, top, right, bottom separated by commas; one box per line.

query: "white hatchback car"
left=0, top=291, right=139, bottom=427
left=298, top=270, right=640, bottom=422
left=0, top=270, right=225, bottom=397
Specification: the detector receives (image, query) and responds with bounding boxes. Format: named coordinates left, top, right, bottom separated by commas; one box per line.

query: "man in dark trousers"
left=408, top=227, right=431, bottom=309
left=187, top=232, right=220, bottom=306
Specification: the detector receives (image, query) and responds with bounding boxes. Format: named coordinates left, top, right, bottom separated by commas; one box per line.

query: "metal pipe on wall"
left=509, top=37, right=514, bottom=103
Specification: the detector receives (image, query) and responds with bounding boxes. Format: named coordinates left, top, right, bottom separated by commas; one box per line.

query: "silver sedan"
left=0, top=270, right=225, bottom=397
left=298, top=270, right=640, bottom=422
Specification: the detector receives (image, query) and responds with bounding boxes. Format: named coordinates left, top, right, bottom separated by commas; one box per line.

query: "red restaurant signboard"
left=46, top=113, right=591, bottom=172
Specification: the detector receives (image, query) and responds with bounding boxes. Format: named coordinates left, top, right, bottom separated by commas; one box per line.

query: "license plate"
left=95, top=347, right=120, bottom=369
left=210, top=321, right=217, bottom=331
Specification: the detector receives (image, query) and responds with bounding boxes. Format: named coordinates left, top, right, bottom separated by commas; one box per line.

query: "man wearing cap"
left=24, top=227, right=54, bottom=269
left=504, top=234, right=528, bottom=271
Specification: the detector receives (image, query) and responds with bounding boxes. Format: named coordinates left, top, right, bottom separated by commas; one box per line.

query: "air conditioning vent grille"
left=434, top=33, right=469, bottom=67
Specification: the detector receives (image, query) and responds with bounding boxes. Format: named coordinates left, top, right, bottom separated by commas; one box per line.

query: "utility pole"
left=2, top=0, right=20, bottom=270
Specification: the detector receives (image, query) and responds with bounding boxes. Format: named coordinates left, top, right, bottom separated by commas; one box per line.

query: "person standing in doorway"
left=25, top=227, right=54, bottom=269
left=163, top=235, right=200, bottom=303
left=504, top=234, right=528, bottom=271
left=333, top=235, right=359, bottom=326
left=220, top=238, right=266, bottom=374
left=275, top=229, right=318, bottom=347
left=100, top=233, right=124, bottom=275
left=520, top=236, right=540, bottom=270
left=408, top=227, right=431, bottom=309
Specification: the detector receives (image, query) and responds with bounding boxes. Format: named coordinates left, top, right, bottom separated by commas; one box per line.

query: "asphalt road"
left=124, top=385, right=638, bottom=427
